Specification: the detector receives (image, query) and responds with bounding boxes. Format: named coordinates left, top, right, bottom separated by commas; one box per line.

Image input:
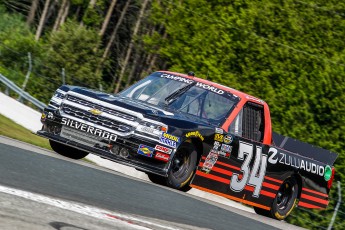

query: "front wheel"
left=147, top=173, right=166, bottom=186
left=49, top=140, right=89, bottom=160
left=254, top=177, right=298, bottom=220
left=166, top=142, right=197, bottom=191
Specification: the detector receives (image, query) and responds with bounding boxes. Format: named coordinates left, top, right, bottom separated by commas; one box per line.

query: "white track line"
left=0, top=184, right=180, bottom=230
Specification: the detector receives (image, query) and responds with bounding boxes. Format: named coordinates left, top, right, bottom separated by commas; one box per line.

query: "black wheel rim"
left=171, top=148, right=191, bottom=179
left=276, top=181, right=294, bottom=210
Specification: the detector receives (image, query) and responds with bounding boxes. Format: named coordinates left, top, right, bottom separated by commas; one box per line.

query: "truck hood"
left=68, top=87, right=215, bottom=131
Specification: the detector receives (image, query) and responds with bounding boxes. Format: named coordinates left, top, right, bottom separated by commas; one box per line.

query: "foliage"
left=28, top=20, right=104, bottom=102
left=81, top=0, right=107, bottom=27
left=0, top=4, right=42, bottom=84
left=1, top=0, right=345, bottom=228
left=146, top=0, right=345, bottom=228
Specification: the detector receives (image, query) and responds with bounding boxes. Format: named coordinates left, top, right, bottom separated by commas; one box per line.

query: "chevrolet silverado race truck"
left=38, top=71, right=338, bottom=220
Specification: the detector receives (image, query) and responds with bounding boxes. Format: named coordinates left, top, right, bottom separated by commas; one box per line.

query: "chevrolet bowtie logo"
left=89, top=108, right=102, bottom=115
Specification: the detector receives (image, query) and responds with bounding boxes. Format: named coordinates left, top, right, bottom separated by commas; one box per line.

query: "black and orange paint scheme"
left=39, top=71, right=337, bottom=220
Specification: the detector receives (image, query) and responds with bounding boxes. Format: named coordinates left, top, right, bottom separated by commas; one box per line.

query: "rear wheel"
left=254, top=177, right=298, bottom=220
left=49, top=140, right=89, bottom=160
left=272, top=177, right=298, bottom=220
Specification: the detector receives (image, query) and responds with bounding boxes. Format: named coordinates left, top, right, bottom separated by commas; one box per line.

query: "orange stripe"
left=302, top=188, right=328, bottom=198
left=199, top=163, right=233, bottom=177
left=191, top=184, right=271, bottom=210
left=199, top=165, right=278, bottom=191
left=201, top=157, right=282, bottom=185
left=301, top=194, right=329, bottom=205
left=209, top=166, right=233, bottom=177
left=262, top=182, right=279, bottom=190
left=196, top=171, right=276, bottom=198
left=264, top=176, right=283, bottom=184
left=260, top=190, right=276, bottom=198
left=298, top=201, right=323, bottom=209
left=195, top=170, right=230, bottom=184
left=244, top=185, right=276, bottom=198
left=216, top=161, right=241, bottom=171
left=201, top=156, right=240, bottom=171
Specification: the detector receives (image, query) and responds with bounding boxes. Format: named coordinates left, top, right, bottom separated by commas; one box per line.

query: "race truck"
left=38, top=71, right=337, bottom=220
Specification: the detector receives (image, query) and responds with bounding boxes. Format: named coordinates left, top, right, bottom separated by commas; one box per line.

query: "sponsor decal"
left=159, top=73, right=224, bottom=94
left=160, top=73, right=194, bottom=84
left=41, top=113, right=46, bottom=120
left=215, top=128, right=224, bottom=134
left=137, top=144, right=154, bottom=157
left=196, top=82, right=224, bottom=95
left=324, top=165, right=332, bottom=181
left=47, top=112, right=54, bottom=119
left=221, top=144, right=232, bottom=152
left=136, top=125, right=162, bottom=136
left=155, top=152, right=170, bottom=162
left=201, top=150, right=219, bottom=173
left=161, top=132, right=180, bottom=142
left=61, top=117, right=117, bottom=141
left=89, top=108, right=102, bottom=115
left=267, top=147, right=325, bottom=176
left=155, top=145, right=172, bottom=154
left=223, top=135, right=233, bottom=144
left=159, top=137, right=177, bottom=148
left=218, top=151, right=231, bottom=158
left=185, top=131, right=204, bottom=141
left=213, top=141, right=221, bottom=150
left=214, top=134, right=224, bottom=142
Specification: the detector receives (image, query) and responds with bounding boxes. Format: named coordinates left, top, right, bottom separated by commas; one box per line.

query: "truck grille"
left=67, top=95, right=137, bottom=121
left=62, top=104, right=132, bottom=133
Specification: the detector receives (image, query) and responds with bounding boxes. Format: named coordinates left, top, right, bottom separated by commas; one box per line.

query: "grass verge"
left=0, top=114, right=51, bottom=150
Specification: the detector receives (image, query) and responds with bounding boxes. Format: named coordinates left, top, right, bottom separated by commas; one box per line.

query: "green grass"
left=0, top=114, right=51, bottom=150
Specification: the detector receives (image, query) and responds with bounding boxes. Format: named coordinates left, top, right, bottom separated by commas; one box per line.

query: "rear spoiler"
left=272, top=132, right=338, bottom=166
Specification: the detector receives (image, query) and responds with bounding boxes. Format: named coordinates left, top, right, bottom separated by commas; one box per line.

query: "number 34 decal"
left=230, top=141, right=268, bottom=198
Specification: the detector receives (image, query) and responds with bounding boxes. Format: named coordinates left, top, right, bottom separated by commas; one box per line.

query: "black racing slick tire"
left=147, top=173, right=167, bottom=186
left=254, top=177, right=298, bottom=220
left=271, top=177, right=298, bottom=220
left=166, top=142, right=197, bottom=192
left=49, top=140, right=89, bottom=160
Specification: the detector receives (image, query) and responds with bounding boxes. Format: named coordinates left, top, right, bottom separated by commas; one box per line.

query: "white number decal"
left=248, top=146, right=268, bottom=197
left=230, top=142, right=253, bottom=192
left=230, top=141, right=268, bottom=197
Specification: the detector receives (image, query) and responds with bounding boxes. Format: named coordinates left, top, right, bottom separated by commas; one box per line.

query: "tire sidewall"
left=271, top=177, right=298, bottom=220
left=167, top=143, right=197, bottom=189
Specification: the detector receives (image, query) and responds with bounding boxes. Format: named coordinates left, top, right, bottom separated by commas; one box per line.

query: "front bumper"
left=38, top=114, right=172, bottom=177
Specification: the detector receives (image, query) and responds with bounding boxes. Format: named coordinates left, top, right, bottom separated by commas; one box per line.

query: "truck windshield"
left=119, top=72, right=239, bottom=125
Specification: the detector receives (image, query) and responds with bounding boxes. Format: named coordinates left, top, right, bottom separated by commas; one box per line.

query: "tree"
left=114, top=0, right=150, bottom=93
left=99, top=0, right=117, bottom=37
left=53, top=0, right=68, bottom=31
left=96, top=0, right=131, bottom=82
left=145, top=1, right=345, bottom=228
left=59, top=0, right=70, bottom=26
left=26, top=0, right=39, bottom=26
left=34, top=20, right=104, bottom=101
left=35, top=0, right=51, bottom=40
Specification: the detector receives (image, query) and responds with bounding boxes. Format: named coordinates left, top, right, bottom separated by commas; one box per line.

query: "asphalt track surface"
left=0, top=138, right=303, bottom=230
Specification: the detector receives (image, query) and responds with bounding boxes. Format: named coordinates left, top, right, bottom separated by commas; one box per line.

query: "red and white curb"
left=0, top=184, right=178, bottom=230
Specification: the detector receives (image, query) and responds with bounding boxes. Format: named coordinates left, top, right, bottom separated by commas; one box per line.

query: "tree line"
left=1, top=0, right=345, bottom=229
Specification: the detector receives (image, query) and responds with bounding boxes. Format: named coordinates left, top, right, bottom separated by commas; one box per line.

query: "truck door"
left=227, top=102, right=275, bottom=206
